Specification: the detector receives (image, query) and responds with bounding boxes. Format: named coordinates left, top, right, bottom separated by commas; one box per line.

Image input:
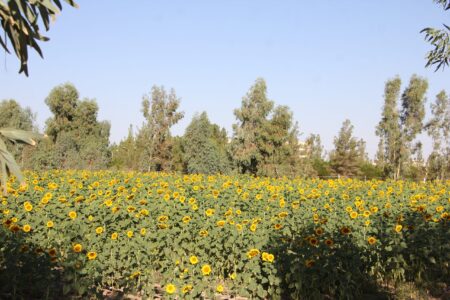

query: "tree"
left=260, top=105, right=302, bottom=177
left=421, top=0, right=450, bottom=71
left=136, top=86, right=184, bottom=172
left=110, top=125, right=138, bottom=170
left=425, top=90, right=450, bottom=179
left=329, top=119, right=362, bottom=177
left=0, top=99, right=35, bottom=162
left=400, top=75, right=428, bottom=178
left=0, top=0, right=77, bottom=75
left=304, top=134, right=331, bottom=177
left=376, top=77, right=403, bottom=179
left=183, top=112, right=230, bottom=174
left=231, top=78, right=301, bottom=177
left=231, top=78, right=274, bottom=175
left=32, top=83, right=111, bottom=170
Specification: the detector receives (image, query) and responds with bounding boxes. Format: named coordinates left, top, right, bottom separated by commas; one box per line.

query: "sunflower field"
left=0, top=170, right=449, bottom=299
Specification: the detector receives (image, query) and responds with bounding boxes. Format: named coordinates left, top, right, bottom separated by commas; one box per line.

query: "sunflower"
left=216, top=284, right=224, bottom=293
left=158, top=215, right=169, bottom=222
left=367, top=236, right=377, bottom=245
left=247, top=248, right=260, bottom=259
left=87, top=251, right=97, bottom=260
left=201, top=264, right=212, bottom=276
left=324, top=239, right=334, bottom=247
left=24, top=203, right=33, bottom=212
left=262, top=252, right=275, bottom=263
left=305, top=259, right=315, bottom=268
left=48, top=248, right=57, bottom=257
left=189, top=255, right=199, bottom=265
left=111, top=232, right=118, bottom=240
left=73, top=244, right=82, bottom=253
left=95, top=227, right=104, bottom=234
left=308, top=237, right=319, bottom=246
left=216, top=220, right=226, bottom=227
left=47, top=220, right=54, bottom=228
left=165, top=284, right=176, bottom=294
left=274, top=223, right=283, bottom=230
left=182, top=285, right=193, bottom=294
left=341, top=226, right=351, bottom=235
left=278, top=211, right=288, bottom=218
left=22, top=224, right=31, bottom=232
left=68, top=211, right=77, bottom=219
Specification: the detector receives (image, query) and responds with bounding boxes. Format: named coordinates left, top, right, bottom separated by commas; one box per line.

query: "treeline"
left=1, top=76, right=449, bottom=180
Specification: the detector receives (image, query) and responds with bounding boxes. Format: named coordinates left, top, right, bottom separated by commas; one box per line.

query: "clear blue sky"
left=1, top=0, right=449, bottom=158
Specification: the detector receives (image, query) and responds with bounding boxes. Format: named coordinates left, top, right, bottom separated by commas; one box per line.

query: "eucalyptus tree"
left=400, top=75, right=428, bottom=177
left=425, top=90, right=450, bottom=179
left=0, top=0, right=77, bottom=75
left=231, top=78, right=273, bottom=175
left=136, top=86, right=184, bottom=172
left=376, top=77, right=402, bottom=179
left=422, top=0, right=450, bottom=71
left=231, top=78, right=301, bottom=177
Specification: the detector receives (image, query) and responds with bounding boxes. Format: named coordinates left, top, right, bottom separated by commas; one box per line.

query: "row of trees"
left=376, top=75, right=450, bottom=180
left=2, top=76, right=449, bottom=180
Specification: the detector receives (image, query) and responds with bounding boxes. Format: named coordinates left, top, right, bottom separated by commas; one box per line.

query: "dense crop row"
left=1, top=171, right=449, bottom=299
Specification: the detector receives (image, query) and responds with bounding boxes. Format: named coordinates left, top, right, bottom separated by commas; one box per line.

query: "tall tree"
left=136, top=86, right=184, bottom=172
left=400, top=75, right=428, bottom=178
left=183, top=112, right=230, bottom=174
left=376, top=77, right=403, bottom=179
left=260, top=105, right=302, bottom=177
left=329, top=119, right=361, bottom=177
left=32, top=83, right=111, bottom=169
left=231, top=78, right=274, bottom=175
left=231, top=78, right=301, bottom=177
left=425, top=90, right=450, bottom=179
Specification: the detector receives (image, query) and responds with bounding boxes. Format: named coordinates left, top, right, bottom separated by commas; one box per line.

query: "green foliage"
left=311, top=158, right=332, bottom=177
left=110, top=125, right=139, bottom=170
left=136, top=86, right=184, bottom=172
left=0, top=99, right=36, bottom=163
left=183, top=112, right=230, bottom=174
left=0, top=0, right=77, bottom=75
left=421, top=0, right=450, bottom=71
left=231, top=78, right=301, bottom=177
left=359, top=162, right=383, bottom=180
left=329, top=119, right=363, bottom=177
left=0, top=128, right=43, bottom=194
left=425, top=90, right=450, bottom=179
left=30, top=83, right=111, bottom=170
left=376, top=77, right=403, bottom=179
left=400, top=75, right=428, bottom=143
left=231, top=78, right=274, bottom=175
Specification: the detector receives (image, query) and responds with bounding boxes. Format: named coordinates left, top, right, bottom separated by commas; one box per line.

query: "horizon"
left=1, top=1, right=449, bottom=159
